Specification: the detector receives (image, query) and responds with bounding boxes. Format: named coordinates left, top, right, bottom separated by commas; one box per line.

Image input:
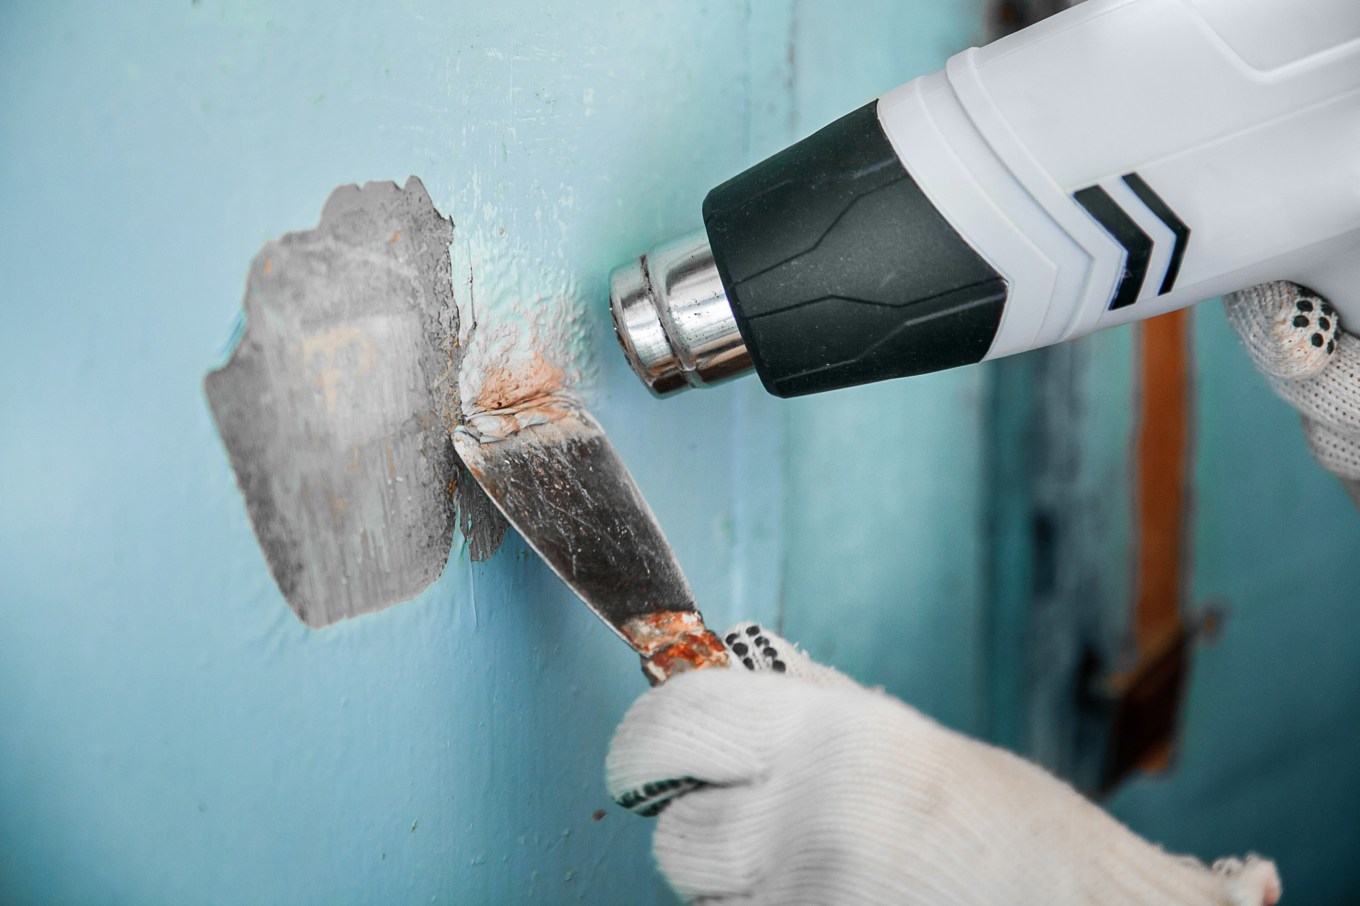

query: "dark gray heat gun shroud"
left=702, top=101, right=1009, bottom=397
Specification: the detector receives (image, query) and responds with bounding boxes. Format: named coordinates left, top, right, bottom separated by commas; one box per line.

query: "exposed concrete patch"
left=205, top=177, right=507, bottom=627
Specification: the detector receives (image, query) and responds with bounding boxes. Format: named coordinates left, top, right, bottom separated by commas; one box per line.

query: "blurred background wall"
left=2, top=1, right=1357, bottom=902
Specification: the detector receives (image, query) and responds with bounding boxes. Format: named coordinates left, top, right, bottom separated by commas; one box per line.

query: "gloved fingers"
left=609, top=623, right=860, bottom=816
left=609, top=645, right=1287, bottom=905
left=609, top=635, right=922, bottom=820
left=1212, top=856, right=1283, bottom=906
left=607, top=669, right=807, bottom=814
left=1225, top=281, right=1360, bottom=505
left=720, top=621, right=859, bottom=689
left=660, top=756, right=1003, bottom=906
left=655, top=774, right=932, bottom=906
left=653, top=783, right=767, bottom=901
left=1274, top=324, right=1360, bottom=433
left=1223, top=281, right=1341, bottom=381
left=1224, top=280, right=1360, bottom=432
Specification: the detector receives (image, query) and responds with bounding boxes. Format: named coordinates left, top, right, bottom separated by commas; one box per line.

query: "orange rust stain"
left=263, top=258, right=272, bottom=275
left=642, top=630, right=730, bottom=685
left=1130, top=309, right=1191, bottom=772
left=445, top=476, right=458, bottom=498
left=620, top=610, right=706, bottom=656
left=623, top=611, right=730, bottom=683
left=389, top=230, right=402, bottom=244
left=474, top=350, right=566, bottom=413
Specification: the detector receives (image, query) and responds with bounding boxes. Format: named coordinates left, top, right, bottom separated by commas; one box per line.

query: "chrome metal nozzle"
left=609, top=229, right=752, bottom=396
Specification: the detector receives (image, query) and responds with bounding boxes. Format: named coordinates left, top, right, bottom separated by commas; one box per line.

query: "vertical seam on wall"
left=786, top=0, right=799, bottom=140
left=741, top=0, right=753, bottom=159
left=775, top=0, right=798, bottom=636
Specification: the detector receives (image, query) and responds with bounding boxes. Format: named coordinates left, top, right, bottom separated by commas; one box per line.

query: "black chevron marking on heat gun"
left=1121, top=172, right=1190, bottom=296
left=1074, top=184, right=1152, bottom=311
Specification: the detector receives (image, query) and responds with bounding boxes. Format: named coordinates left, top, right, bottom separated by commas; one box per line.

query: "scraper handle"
left=624, top=612, right=732, bottom=685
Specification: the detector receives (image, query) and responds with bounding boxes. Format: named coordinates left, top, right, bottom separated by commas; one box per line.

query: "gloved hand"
left=608, top=623, right=1281, bottom=906
left=1225, top=281, right=1360, bottom=505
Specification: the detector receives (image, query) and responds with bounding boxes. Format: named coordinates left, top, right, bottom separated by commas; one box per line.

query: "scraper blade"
left=452, top=407, right=728, bottom=683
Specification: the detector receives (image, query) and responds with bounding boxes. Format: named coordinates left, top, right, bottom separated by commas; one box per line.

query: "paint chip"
left=205, top=177, right=507, bottom=627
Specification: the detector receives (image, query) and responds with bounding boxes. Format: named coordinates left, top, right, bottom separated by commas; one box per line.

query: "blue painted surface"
left=776, top=1, right=992, bottom=735
left=1107, top=304, right=1360, bottom=904
left=0, top=2, right=983, bottom=903
left=5, top=1, right=1359, bottom=903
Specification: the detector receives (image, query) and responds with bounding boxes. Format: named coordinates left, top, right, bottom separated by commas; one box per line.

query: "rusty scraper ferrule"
left=620, top=611, right=730, bottom=686
left=452, top=397, right=729, bottom=684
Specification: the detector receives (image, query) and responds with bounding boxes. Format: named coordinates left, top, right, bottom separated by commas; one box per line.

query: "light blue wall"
left=1107, top=304, right=1360, bottom=904
left=775, top=2, right=992, bottom=736
left=7, top=2, right=1359, bottom=904
left=0, top=2, right=986, bottom=903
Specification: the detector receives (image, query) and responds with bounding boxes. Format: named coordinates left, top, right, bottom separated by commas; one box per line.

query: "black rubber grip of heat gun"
left=702, top=102, right=1008, bottom=398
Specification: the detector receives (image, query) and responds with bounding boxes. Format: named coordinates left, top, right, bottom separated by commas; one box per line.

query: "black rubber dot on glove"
left=732, top=642, right=749, bottom=657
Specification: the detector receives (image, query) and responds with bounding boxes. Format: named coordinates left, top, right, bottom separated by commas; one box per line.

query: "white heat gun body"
left=610, top=0, right=1360, bottom=398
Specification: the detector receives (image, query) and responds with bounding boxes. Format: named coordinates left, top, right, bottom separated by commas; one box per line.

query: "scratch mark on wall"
left=205, top=177, right=508, bottom=627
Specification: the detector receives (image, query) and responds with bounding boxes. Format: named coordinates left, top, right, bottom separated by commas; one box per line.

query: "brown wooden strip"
left=1130, top=309, right=1191, bottom=773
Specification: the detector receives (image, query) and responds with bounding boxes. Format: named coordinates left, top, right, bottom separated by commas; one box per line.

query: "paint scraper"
left=452, top=399, right=729, bottom=684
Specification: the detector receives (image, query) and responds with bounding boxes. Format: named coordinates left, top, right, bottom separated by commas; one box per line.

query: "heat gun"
left=609, top=0, right=1360, bottom=398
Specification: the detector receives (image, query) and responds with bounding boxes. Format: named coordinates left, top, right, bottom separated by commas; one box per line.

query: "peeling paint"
left=205, top=178, right=598, bottom=627
left=461, top=350, right=578, bottom=442
left=205, top=177, right=507, bottom=627
left=449, top=193, right=594, bottom=437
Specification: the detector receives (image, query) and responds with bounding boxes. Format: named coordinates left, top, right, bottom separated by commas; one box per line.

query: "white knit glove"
left=607, top=623, right=1281, bottom=906
left=1224, top=281, right=1360, bottom=506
